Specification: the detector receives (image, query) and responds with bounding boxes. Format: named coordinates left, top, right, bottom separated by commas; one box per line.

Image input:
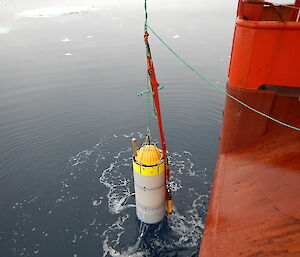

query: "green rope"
left=137, top=89, right=148, bottom=97
left=146, top=24, right=300, bottom=132
left=144, top=0, right=148, bottom=32
left=144, top=0, right=157, bottom=128
left=137, top=85, right=164, bottom=96
left=146, top=75, right=151, bottom=131
left=144, top=0, right=151, bottom=132
left=152, top=94, right=157, bottom=119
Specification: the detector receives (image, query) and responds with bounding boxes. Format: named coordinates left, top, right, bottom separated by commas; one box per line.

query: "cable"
left=146, top=24, right=300, bottom=132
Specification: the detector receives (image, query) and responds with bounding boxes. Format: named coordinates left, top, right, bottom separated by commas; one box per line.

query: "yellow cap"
left=135, top=144, right=163, bottom=166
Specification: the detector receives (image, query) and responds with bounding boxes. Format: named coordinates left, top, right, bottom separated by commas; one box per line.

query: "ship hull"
left=199, top=85, right=300, bottom=256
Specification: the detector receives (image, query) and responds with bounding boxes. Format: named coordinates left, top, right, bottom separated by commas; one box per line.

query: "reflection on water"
left=0, top=0, right=235, bottom=256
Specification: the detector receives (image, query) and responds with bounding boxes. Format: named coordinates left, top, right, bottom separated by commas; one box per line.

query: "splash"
left=3, top=133, right=210, bottom=256
left=102, top=215, right=149, bottom=257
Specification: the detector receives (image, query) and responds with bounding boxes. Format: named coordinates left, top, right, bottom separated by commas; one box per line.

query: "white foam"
left=98, top=149, right=135, bottom=214
left=65, top=53, right=72, bottom=56
left=169, top=180, right=182, bottom=192
left=173, top=35, right=180, bottom=39
left=114, top=150, right=124, bottom=159
left=15, top=6, right=98, bottom=18
left=92, top=197, right=103, bottom=206
left=102, top=215, right=147, bottom=257
left=167, top=206, right=204, bottom=247
left=6, top=133, right=210, bottom=256
left=137, top=132, right=144, bottom=139
left=89, top=219, right=96, bottom=226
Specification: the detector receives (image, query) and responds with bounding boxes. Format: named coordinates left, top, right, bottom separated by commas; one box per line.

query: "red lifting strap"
left=144, top=31, right=170, bottom=191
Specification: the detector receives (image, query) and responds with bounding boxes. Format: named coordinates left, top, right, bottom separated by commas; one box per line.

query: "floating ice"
left=15, top=6, right=98, bottom=18
left=123, top=133, right=134, bottom=138
left=62, top=38, right=70, bottom=42
left=0, top=26, right=10, bottom=34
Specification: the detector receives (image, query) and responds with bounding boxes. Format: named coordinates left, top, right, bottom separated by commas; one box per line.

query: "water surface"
left=0, top=0, right=236, bottom=256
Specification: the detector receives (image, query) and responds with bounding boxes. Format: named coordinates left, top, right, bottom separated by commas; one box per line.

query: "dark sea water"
left=0, top=1, right=236, bottom=256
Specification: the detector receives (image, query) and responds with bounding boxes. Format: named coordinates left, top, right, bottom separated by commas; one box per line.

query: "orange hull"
left=200, top=125, right=300, bottom=256
left=199, top=87, right=300, bottom=257
left=199, top=1, right=300, bottom=256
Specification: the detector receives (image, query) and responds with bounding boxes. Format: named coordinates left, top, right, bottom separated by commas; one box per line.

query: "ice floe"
left=15, top=6, right=98, bottom=18
left=0, top=26, right=11, bottom=34
left=62, top=38, right=70, bottom=43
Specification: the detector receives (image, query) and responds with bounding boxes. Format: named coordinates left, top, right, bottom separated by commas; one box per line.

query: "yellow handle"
left=167, top=199, right=173, bottom=214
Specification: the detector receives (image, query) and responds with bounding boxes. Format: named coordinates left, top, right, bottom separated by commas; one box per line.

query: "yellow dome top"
left=135, top=144, right=163, bottom=166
